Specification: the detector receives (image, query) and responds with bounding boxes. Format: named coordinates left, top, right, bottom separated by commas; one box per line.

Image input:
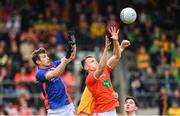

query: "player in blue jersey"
left=31, top=31, right=76, bottom=116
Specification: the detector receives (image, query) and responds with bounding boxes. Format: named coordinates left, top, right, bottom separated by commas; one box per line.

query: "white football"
left=120, top=7, right=137, bottom=24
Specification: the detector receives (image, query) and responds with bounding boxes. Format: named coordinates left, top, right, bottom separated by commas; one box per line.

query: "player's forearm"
left=100, top=47, right=109, bottom=67
left=112, top=40, right=121, bottom=59
left=53, top=60, right=69, bottom=76
left=46, top=60, right=69, bottom=80
left=96, top=48, right=109, bottom=77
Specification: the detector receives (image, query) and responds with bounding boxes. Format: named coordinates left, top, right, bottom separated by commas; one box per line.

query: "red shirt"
left=86, top=66, right=119, bottom=113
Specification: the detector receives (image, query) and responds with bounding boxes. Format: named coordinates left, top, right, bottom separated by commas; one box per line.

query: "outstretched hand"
left=108, top=26, right=119, bottom=41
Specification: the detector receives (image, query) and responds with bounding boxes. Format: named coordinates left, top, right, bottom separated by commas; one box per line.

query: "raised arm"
left=107, top=26, right=121, bottom=69
left=94, top=36, right=110, bottom=79
left=107, top=27, right=131, bottom=69
left=45, top=31, right=77, bottom=80
left=45, top=46, right=76, bottom=80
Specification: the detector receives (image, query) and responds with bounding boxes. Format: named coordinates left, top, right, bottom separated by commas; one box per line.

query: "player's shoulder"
left=105, top=65, right=112, bottom=72
left=35, top=68, right=48, bottom=82
left=36, top=68, right=47, bottom=76
left=36, top=68, right=47, bottom=73
left=86, top=72, right=98, bottom=85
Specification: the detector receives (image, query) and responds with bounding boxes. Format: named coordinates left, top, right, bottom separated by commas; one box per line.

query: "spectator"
left=159, top=68, right=175, bottom=93
left=61, top=70, right=77, bottom=99
left=20, top=37, right=35, bottom=61
left=5, top=103, right=18, bottom=115
left=170, top=61, right=180, bottom=82
left=157, top=47, right=171, bottom=65
left=5, top=10, right=21, bottom=34
left=129, top=68, right=145, bottom=107
left=167, top=102, right=180, bottom=116
left=0, top=41, right=8, bottom=66
left=90, top=15, right=105, bottom=47
left=14, top=66, right=32, bottom=99
left=157, top=57, right=170, bottom=76
left=170, top=89, right=180, bottom=107
left=33, top=13, right=46, bottom=31
left=174, top=46, right=180, bottom=68
left=149, top=39, right=160, bottom=69
left=79, top=13, right=89, bottom=35
left=158, top=33, right=170, bottom=52
left=61, top=0, right=71, bottom=23
left=136, top=46, right=150, bottom=75
left=9, top=40, right=23, bottom=72
left=20, top=28, right=38, bottom=42
left=152, top=26, right=161, bottom=40
left=18, top=96, right=32, bottom=115
left=55, top=44, right=65, bottom=59
left=5, top=57, right=14, bottom=80
left=142, top=67, right=158, bottom=107
left=158, top=87, right=171, bottom=115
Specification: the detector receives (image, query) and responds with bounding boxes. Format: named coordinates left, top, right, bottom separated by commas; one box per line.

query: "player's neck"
left=88, top=70, right=95, bottom=74
left=38, top=65, right=49, bottom=69
left=127, top=111, right=136, bottom=116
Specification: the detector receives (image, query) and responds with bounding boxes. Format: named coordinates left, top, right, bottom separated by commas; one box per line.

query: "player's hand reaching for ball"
left=105, top=35, right=111, bottom=50
left=65, top=30, right=76, bottom=59
left=108, top=26, right=119, bottom=41
left=120, top=40, right=131, bottom=49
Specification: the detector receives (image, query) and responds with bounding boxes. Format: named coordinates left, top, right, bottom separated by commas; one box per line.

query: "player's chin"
left=46, top=61, right=51, bottom=66
left=92, top=67, right=97, bottom=71
left=124, top=108, right=131, bottom=112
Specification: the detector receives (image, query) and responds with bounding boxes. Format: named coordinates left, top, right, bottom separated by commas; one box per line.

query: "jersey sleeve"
left=36, top=70, right=47, bottom=82
left=106, top=65, right=112, bottom=72
left=52, top=60, right=61, bottom=67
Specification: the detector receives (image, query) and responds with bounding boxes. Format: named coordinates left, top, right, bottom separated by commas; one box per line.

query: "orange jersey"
left=86, top=66, right=119, bottom=113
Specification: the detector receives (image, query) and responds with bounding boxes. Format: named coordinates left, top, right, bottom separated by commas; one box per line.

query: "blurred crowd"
left=0, top=0, right=179, bottom=115
left=125, top=0, right=180, bottom=115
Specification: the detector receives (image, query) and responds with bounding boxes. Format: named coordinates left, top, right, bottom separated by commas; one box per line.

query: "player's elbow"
left=116, top=54, right=121, bottom=59
left=113, top=53, right=121, bottom=60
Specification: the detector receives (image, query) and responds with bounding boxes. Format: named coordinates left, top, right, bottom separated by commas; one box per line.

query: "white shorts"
left=93, top=109, right=117, bottom=116
left=47, top=103, right=75, bottom=116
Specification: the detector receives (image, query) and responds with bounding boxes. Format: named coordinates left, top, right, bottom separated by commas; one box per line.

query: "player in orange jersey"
left=80, top=26, right=130, bottom=115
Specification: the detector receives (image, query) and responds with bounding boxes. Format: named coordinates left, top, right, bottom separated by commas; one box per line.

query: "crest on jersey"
left=102, top=79, right=111, bottom=88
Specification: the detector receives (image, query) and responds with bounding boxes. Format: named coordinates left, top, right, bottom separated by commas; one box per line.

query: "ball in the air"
left=120, top=7, right=137, bottom=24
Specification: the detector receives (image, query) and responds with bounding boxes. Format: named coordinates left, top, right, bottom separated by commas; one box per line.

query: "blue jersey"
left=36, top=60, right=72, bottom=110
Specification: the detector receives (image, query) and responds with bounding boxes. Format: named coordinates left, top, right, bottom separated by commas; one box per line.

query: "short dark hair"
left=32, top=48, right=47, bottom=65
left=81, top=56, right=94, bottom=69
left=125, top=96, right=139, bottom=107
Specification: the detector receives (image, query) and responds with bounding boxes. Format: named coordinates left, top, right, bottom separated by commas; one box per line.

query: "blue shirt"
left=36, top=60, right=71, bottom=109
